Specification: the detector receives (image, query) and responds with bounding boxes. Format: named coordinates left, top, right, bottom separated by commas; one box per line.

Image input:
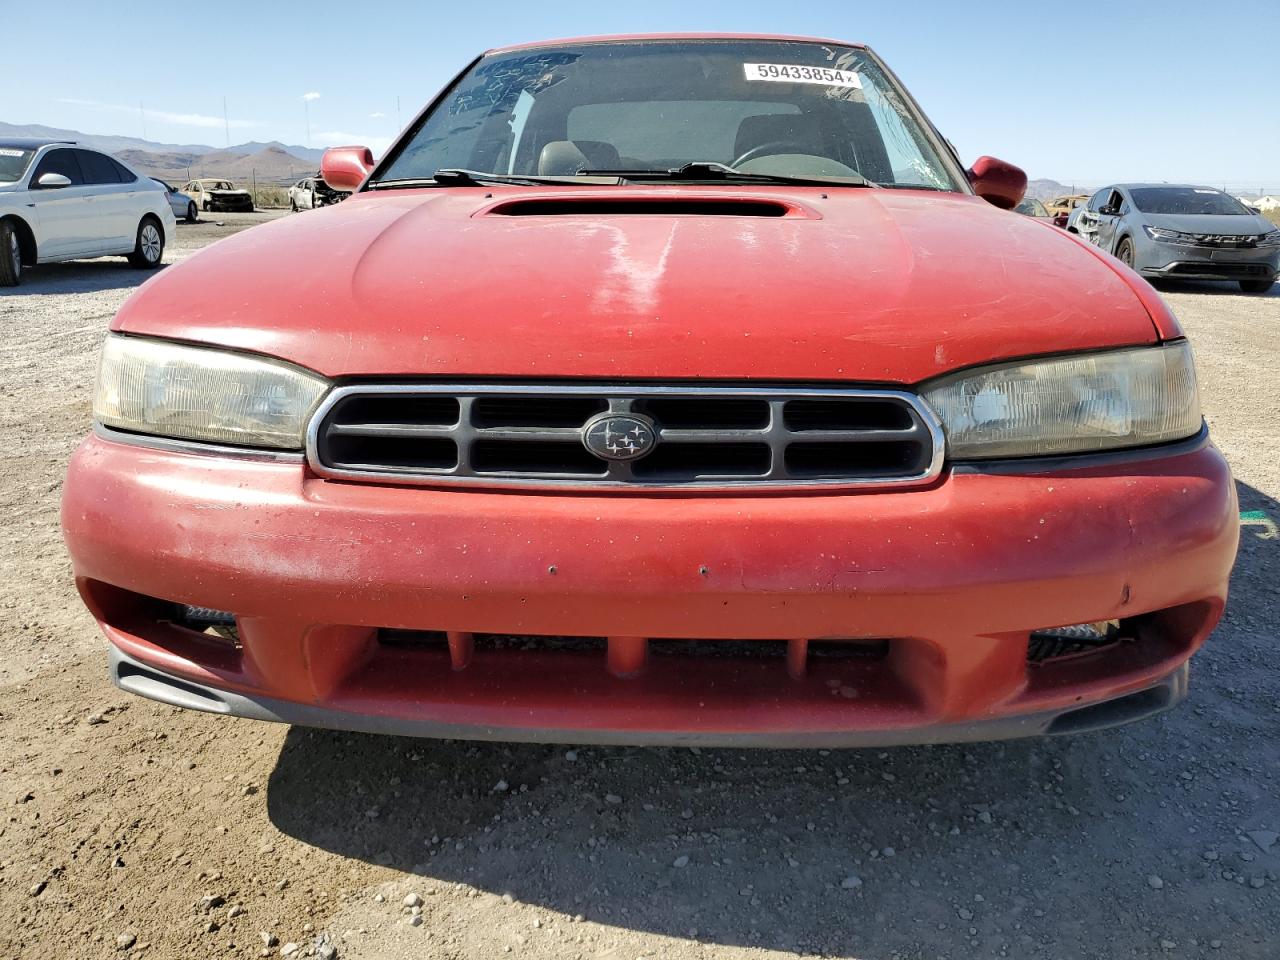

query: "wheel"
left=0, top=219, right=22, bottom=287
left=186, top=202, right=197, bottom=223
left=290, top=196, right=298, bottom=212
left=202, top=200, right=210, bottom=212
left=127, top=217, right=164, bottom=269
left=1115, top=238, right=1135, bottom=268
left=1240, top=279, right=1275, bottom=293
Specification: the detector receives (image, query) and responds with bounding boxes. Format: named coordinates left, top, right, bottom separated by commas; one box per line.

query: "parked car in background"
left=0, top=138, right=176, bottom=286
left=182, top=178, right=254, bottom=213
left=1082, top=184, right=1279, bottom=293
left=288, top=175, right=348, bottom=211
left=1014, top=196, right=1052, bottom=220
left=151, top=178, right=198, bottom=223
left=1046, top=193, right=1088, bottom=228
left=64, top=34, right=1237, bottom=749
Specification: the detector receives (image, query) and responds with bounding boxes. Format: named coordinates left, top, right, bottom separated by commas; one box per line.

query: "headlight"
left=93, top=334, right=330, bottom=449
left=1143, top=225, right=1198, bottom=244
left=921, top=342, right=1201, bottom=460
left=1258, top=229, right=1280, bottom=248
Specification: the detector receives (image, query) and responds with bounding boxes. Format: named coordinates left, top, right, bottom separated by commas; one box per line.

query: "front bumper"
left=62, top=432, right=1239, bottom=747
left=209, top=195, right=253, bottom=211
left=1136, top=237, right=1279, bottom=281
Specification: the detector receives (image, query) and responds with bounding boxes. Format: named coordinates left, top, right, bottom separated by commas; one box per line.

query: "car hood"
left=1139, top=212, right=1274, bottom=235
left=114, top=187, right=1165, bottom=383
left=208, top=188, right=250, bottom=195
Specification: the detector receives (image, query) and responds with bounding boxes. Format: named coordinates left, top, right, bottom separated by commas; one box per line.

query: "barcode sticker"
left=744, top=63, right=862, bottom=88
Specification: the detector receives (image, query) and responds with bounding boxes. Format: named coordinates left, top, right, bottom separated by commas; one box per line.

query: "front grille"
left=1168, top=261, right=1269, bottom=277
left=308, top=384, right=942, bottom=489
left=1189, top=235, right=1258, bottom=248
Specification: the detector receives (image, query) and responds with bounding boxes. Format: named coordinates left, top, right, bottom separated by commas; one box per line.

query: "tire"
left=1115, top=238, right=1135, bottom=268
left=1240, top=279, right=1275, bottom=293
left=290, top=197, right=298, bottom=212
left=186, top=202, right=198, bottom=223
left=202, top=200, right=210, bottom=212
left=127, top=217, right=164, bottom=269
left=0, top=219, right=22, bottom=287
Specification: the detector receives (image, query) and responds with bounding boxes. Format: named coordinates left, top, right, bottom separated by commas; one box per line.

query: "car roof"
left=1109, top=183, right=1227, bottom=192
left=0, top=138, right=75, bottom=149
left=488, top=33, right=867, bottom=54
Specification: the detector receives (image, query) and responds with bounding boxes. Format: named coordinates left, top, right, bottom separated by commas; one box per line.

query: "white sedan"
left=0, top=138, right=177, bottom=286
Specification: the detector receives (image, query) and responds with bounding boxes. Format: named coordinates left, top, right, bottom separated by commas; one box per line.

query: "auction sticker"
left=0, top=149, right=25, bottom=157
left=744, top=63, right=862, bottom=88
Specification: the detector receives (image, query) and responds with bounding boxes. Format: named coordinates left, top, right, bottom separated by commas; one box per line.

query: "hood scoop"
left=484, top=196, right=795, bottom=218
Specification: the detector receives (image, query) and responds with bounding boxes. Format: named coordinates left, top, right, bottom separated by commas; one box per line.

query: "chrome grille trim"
left=306, top=383, right=945, bottom=491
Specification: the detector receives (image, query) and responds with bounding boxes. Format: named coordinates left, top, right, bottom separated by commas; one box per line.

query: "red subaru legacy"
left=62, top=35, right=1238, bottom=746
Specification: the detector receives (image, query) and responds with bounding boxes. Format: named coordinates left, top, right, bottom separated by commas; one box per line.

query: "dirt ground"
left=1, top=212, right=1278, bottom=960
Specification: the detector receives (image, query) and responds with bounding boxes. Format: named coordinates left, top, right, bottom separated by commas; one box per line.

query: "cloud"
left=369, top=111, right=387, bottom=119
left=301, top=91, right=321, bottom=102
left=57, top=97, right=260, bottom=130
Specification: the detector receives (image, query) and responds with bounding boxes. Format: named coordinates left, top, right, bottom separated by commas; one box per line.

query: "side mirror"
left=321, top=146, right=374, bottom=192
left=36, top=172, right=72, bottom=189
left=965, top=156, right=1027, bottom=210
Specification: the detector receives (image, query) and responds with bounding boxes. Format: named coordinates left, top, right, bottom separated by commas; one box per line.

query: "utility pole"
left=223, top=97, right=230, bottom=148
left=304, top=98, right=311, bottom=148
left=396, top=96, right=401, bottom=131
left=139, top=101, right=147, bottom=141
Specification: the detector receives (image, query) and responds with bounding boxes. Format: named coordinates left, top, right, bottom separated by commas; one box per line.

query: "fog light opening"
left=171, top=605, right=241, bottom=647
left=1028, top=619, right=1123, bottom=665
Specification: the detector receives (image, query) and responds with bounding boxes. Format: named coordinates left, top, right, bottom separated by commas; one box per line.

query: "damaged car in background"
left=63, top=34, right=1239, bottom=748
left=1080, top=183, right=1279, bottom=293
left=182, top=178, right=254, bottom=213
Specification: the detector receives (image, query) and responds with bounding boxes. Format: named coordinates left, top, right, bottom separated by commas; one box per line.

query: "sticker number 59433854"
left=743, top=63, right=863, bottom=88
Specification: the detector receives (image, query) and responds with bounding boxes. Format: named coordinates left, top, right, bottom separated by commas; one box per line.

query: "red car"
left=62, top=35, right=1238, bottom=747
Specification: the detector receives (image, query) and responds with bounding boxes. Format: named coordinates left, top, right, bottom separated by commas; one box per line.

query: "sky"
left=2, top=0, right=1277, bottom=192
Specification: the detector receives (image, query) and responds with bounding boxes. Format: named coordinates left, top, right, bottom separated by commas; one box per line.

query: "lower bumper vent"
left=1028, top=620, right=1122, bottom=664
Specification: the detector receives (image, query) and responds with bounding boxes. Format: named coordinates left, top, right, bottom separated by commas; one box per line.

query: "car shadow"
left=0, top=259, right=168, bottom=295
left=266, top=479, right=1279, bottom=956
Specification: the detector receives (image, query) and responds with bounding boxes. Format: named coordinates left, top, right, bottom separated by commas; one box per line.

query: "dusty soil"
left=1, top=214, right=1277, bottom=960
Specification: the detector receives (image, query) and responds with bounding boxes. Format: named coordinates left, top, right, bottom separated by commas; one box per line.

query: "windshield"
left=376, top=40, right=962, bottom=190
left=1016, top=198, right=1048, bottom=217
left=1130, top=187, right=1250, bottom=216
left=0, top=147, right=36, bottom=183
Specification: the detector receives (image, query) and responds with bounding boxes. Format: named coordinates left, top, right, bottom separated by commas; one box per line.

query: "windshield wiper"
left=579, top=161, right=876, bottom=188
left=367, top=169, right=623, bottom=189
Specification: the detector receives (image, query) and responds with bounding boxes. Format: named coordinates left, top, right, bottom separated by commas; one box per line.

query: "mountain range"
left=4, top=121, right=1094, bottom=195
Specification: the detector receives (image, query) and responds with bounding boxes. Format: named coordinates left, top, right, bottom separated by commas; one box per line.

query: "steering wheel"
left=730, top=140, right=815, bottom=168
